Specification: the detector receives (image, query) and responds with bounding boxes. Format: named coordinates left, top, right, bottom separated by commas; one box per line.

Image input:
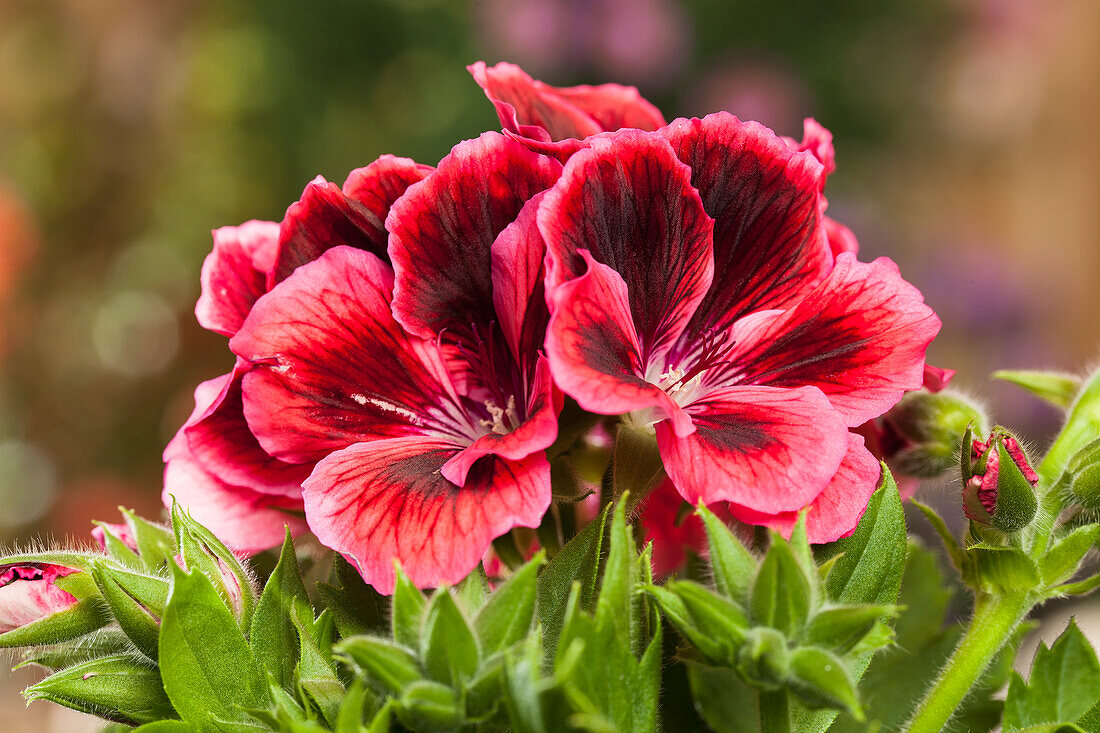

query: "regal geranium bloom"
left=167, top=156, right=431, bottom=553
left=539, top=116, right=941, bottom=542
left=469, top=61, right=666, bottom=158
left=0, top=563, right=79, bottom=634
left=230, top=132, right=563, bottom=592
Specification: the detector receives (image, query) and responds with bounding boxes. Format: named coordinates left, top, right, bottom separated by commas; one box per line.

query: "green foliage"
left=24, top=654, right=177, bottom=725
left=994, top=369, right=1081, bottom=409
left=1003, top=621, right=1100, bottom=733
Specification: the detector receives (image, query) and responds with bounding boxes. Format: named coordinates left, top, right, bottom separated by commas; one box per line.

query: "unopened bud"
left=1059, top=437, right=1100, bottom=510
left=0, top=559, right=109, bottom=647
left=736, top=627, right=789, bottom=690
left=884, top=391, right=986, bottom=478
left=961, top=427, right=1038, bottom=533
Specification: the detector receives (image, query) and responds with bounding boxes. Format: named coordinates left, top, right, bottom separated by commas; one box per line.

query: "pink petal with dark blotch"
left=231, top=247, right=464, bottom=464
left=658, top=113, right=831, bottom=336
left=302, top=436, right=550, bottom=594
left=539, top=129, right=714, bottom=364
left=655, top=385, right=848, bottom=514
left=196, top=220, right=279, bottom=338
left=388, top=132, right=561, bottom=342
left=724, top=253, right=941, bottom=426
left=270, top=155, right=432, bottom=287
left=727, top=432, right=881, bottom=543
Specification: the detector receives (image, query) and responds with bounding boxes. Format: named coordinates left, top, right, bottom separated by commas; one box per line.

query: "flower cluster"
left=165, top=61, right=941, bottom=592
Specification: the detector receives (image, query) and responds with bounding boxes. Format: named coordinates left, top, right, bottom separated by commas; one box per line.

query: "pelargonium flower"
left=538, top=116, right=941, bottom=542
left=0, top=563, right=79, bottom=634
left=228, top=133, right=563, bottom=592
left=164, top=156, right=431, bottom=553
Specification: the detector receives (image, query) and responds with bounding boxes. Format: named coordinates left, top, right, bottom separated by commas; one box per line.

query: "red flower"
left=165, top=156, right=431, bottom=554
left=229, top=133, right=562, bottom=592
left=0, top=563, right=79, bottom=634
left=538, top=116, right=940, bottom=542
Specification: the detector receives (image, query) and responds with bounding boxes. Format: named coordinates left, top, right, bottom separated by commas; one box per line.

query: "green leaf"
left=1057, top=572, right=1100, bottom=597
left=395, top=679, right=463, bottom=731
left=476, top=551, right=544, bottom=657
left=391, top=565, right=425, bottom=649
left=802, top=604, right=898, bottom=654
left=1004, top=620, right=1100, bottom=732
left=697, top=503, right=757, bottom=605
left=293, top=605, right=345, bottom=726
left=336, top=636, right=422, bottom=696
left=334, top=679, right=369, bottom=733
left=1042, top=525, right=1100, bottom=587
left=24, top=654, right=176, bottom=726
left=537, top=502, right=610, bottom=657
left=16, top=628, right=133, bottom=670
left=787, top=646, right=862, bottom=718
left=420, top=588, right=480, bottom=686
left=170, top=502, right=255, bottom=630
left=645, top=582, right=746, bottom=664
left=133, top=723, right=195, bottom=732
left=251, top=529, right=311, bottom=690
left=611, top=425, right=664, bottom=507
left=824, top=468, right=907, bottom=605
left=994, top=369, right=1081, bottom=409
left=92, top=563, right=161, bottom=660
left=752, top=536, right=812, bottom=635
left=158, top=565, right=269, bottom=726
left=686, top=663, right=761, bottom=733
left=455, top=564, right=490, bottom=615
left=316, top=554, right=386, bottom=640
left=1039, top=366, right=1100, bottom=484
left=912, top=499, right=966, bottom=571
left=969, top=545, right=1041, bottom=594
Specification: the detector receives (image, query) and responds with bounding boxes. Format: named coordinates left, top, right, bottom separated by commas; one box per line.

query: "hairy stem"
left=759, top=690, right=791, bottom=733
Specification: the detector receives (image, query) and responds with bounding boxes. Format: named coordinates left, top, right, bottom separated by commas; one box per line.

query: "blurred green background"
left=1, top=0, right=1098, bottom=727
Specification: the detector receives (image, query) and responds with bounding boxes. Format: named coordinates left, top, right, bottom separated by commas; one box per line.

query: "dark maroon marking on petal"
left=196, top=221, right=279, bottom=338
left=270, top=156, right=432, bottom=287
left=721, top=254, right=941, bottom=426
left=658, top=113, right=831, bottom=337
left=656, top=385, right=848, bottom=514
left=545, top=252, right=692, bottom=435
left=302, top=436, right=550, bottom=594
left=539, top=130, right=714, bottom=364
left=727, top=432, right=880, bottom=543
left=231, top=247, right=469, bottom=464
left=180, top=362, right=312, bottom=497
left=388, top=132, right=561, bottom=343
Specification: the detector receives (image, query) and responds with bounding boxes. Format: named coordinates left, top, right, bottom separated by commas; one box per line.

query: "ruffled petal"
left=783, top=118, right=836, bottom=181
left=230, top=246, right=463, bottom=464
left=540, top=129, right=714, bottom=364
left=727, top=433, right=881, bottom=543
left=196, top=221, right=279, bottom=337
left=725, top=253, right=941, bottom=426
left=655, top=385, right=848, bottom=513
left=658, top=113, right=831, bottom=335
left=270, top=155, right=432, bottom=286
left=824, top=215, right=859, bottom=257
left=490, top=192, right=550, bottom=369
left=468, top=61, right=602, bottom=142
left=302, top=436, right=550, bottom=593
left=545, top=251, right=691, bottom=436
left=550, top=83, right=666, bottom=134
left=388, top=132, right=561, bottom=342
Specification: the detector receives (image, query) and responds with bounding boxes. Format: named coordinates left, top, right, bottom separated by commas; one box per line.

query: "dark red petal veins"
left=302, top=436, right=550, bottom=593
left=270, top=155, right=432, bottom=286
left=389, top=132, right=562, bottom=342
left=230, top=247, right=468, bottom=464
left=723, top=254, right=941, bottom=426
left=539, top=129, right=714, bottom=363
left=656, top=385, right=848, bottom=513
left=196, top=221, right=279, bottom=337
left=658, top=113, right=831, bottom=335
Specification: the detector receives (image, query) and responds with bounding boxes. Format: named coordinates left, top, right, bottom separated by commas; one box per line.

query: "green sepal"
left=333, top=678, right=370, bottom=733
left=133, top=722, right=196, bottom=732
left=395, top=679, right=463, bottom=731
left=786, top=646, right=862, bottom=719
left=316, top=553, right=386, bottom=640
left=686, top=662, right=762, bottom=733
left=1059, top=437, right=1100, bottom=510
left=0, top=596, right=110, bottom=648
left=912, top=499, right=967, bottom=571
left=391, top=564, right=425, bottom=649
left=292, top=604, right=345, bottom=726
left=611, top=424, right=664, bottom=508
left=475, top=551, right=544, bottom=657
left=121, top=508, right=176, bottom=571
left=455, top=564, right=490, bottom=615
left=993, top=369, right=1081, bottom=409
left=93, top=520, right=143, bottom=566
left=365, top=699, right=395, bottom=733
left=24, top=654, right=177, bottom=726
left=16, top=627, right=133, bottom=670
left=251, top=528, right=311, bottom=691
left=1041, top=525, right=1100, bottom=588
left=420, top=588, right=480, bottom=686
left=92, top=563, right=161, bottom=660
left=158, top=563, right=269, bottom=725
left=0, top=549, right=97, bottom=571
left=696, top=503, right=757, bottom=604
left=990, top=438, right=1039, bottom=533
left=1055, top=572, right=1100, bottom=597
left=752, top=535, right=812, bottom=635
left=95, top=564, right=169, bottom=616
left=644, top=582, right=745, bottom=664
left=1003, top=619, right=1100, bottom=732
left=801, top=604, right=898, bottom=654
left=968, top=544, right=1041, bottom=594
left=336, top=636, right=422, bottom=696
left=735, top=626, right=789, bottom=690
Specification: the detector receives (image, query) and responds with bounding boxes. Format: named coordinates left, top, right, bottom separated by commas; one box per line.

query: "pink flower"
left=0, top=563, right=79, bottom=633
left=962, top=429, right=1038, bottom=532
left=229, top=133, right=563, bottom=592
left=538, top=116, right=941, bottom=542
left=165, top=156, right=431, bottom=554
left=90, top=522, right=136, bottom=554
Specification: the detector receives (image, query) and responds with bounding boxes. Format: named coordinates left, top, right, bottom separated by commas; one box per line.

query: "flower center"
left=479, top=395, right=520, bottom=435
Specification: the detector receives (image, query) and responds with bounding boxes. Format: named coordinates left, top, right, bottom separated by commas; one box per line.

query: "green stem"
left=905, top=592, right=1031, bottom=733
left=1039, top=366, right=1100, bottom=485
left=759, top=690, right=790, bottom=733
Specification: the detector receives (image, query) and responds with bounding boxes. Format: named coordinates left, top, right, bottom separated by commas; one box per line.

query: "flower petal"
left=725, top=253, right=941, bottom=426
left=302, top=436, right=550, bottom=593
left=545, top=251, right=691, bottom=436
left=540, top=129, right=714, bottom=364
left=550, top=83, right=666, bottom=134
left=468, top=61, right=603, bottom=143
left=388, top=132, right=561, bottom=342
left=490, top=191, right=550, bottom=369
left=655, top=385, right=848, bottom=513
left=727, top=433, right=881, bottom=543
left=231, top=246, right=462, bottom=464
left=271, top=155, right=432, bottom=286
left=196, top=221, right=279, bottom=337
left=658, top=113, right=831, bottom=334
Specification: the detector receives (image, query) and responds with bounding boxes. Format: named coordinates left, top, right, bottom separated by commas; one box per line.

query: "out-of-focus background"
left=0, top=0, right=1097, bottom=728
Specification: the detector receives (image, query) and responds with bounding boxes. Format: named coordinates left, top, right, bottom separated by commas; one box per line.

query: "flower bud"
left=735, top=627, right=789, bottom=690
left=882, top=391, right=986, bottom=479
left=0, top=561, right=109, bottom=647
left=961, top=427, right=1038, bottom=533
left=1057, top=437, right=1100, bottom=510
left=90, top=522, right=137, bottom=555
